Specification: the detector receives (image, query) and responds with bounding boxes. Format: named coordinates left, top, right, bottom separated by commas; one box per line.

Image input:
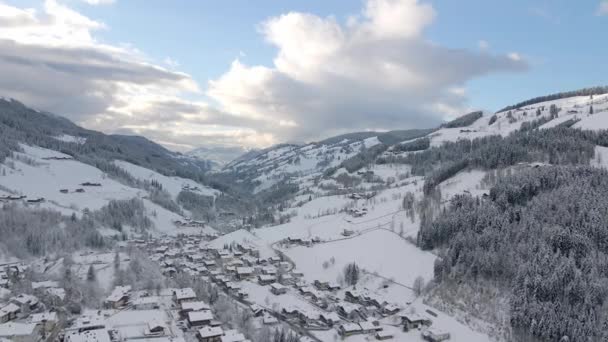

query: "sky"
left=0, top=0, right=606, bottom=152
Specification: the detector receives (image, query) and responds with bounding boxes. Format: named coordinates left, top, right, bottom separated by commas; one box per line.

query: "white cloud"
left=82, top=0, right=115, bottom=5
left=597, top=1, right=608, bottom=16
left=208, top=0, right=527, bottom=142
left=0, top=0, right=527, bottom=151
left=478, top=40, right=489, bottom=50
left=508, top=52, right=522, bottom=61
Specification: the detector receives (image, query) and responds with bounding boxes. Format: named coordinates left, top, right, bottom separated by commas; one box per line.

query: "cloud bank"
left=0, top=0, right=527, bottom=151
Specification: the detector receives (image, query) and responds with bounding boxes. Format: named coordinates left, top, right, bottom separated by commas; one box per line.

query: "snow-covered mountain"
left=186, top=145, right=253, bottom=169
left=3, top=87, right=608, bottom=342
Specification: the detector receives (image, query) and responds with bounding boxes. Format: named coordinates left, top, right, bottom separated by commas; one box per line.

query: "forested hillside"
left=420, top=166, right=608, bottom=341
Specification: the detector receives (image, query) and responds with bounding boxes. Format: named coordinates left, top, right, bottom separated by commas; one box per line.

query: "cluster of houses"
left=280, top=236, right=322, bottom=248
left=0, top=194, right=45, bottom=204
left=127, top=231, right=451, bottom=341
left=66, top=284, right=253, bottom=342
left=0, top=271, right=61, bottom=342
left=347, top=207, right=368, bottom=217
left=173, top=218, right=208, bottom=229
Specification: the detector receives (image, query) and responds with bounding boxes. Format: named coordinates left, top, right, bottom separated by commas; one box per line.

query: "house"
left=104, top=286, right=131, bottom=309
left=131, top=296, right=160, bottom=310
left=262, top=314, right=279, bottom=325
left=249, top=304, right=265, bottom=317
left=319, top=312, right=341, bottom=327
left=236, top=267, right=254, bottom=280
left=400, top=313, right=432, bottom=331
left=188, top=310, right=214, bottom=327
left=198, top=326, right=223, bottom=342
left=11, top=294, right=39, bottom=311
left=279, top=274, right=294, bottom=286
left=75, top=188, right=85, bottom=193
left=257, top=275, right=275, bottom=285
left=0, top=322, right=39, bottom=342
left=270, top=283, right=287, bottom=295
left=65, top=329, right=111, bottom=342
left=375, top=331, right=394, bottom=340
left=221, top=329, right=248, bottom=342
left=421, top=328, right=450, bottom=342
left=337, top=303, right=366, bottom=321
left=30, top=312, right=57, bottom=333
left=338, top=323, right=363, bottom=337
left=0, top=304, right=20, bottom=323
left=181, top=301, right=211, bottom=317
left=342, top=229, right=355, bottom=236
left=174, top=288, right=197, bottom=304
left=145, top=319, right=167, bottom=336
left=59, top=189, right=69, bottom=194
left=261, top=266, right=277, bottom=275
left=359, top=320, right=382, bottom=334
left=381, top=304, right=400, bottom=316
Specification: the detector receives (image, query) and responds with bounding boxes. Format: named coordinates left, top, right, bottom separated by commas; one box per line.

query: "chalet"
left=11, top=294, right=39, bottom=311
left=198, top=326, right=223, bottom=342
left=338, top=323, right=363, bottom=337
left=400, top=313, right=432, bottom=331
left=221, top=329, right=248, bottom=342
left=181, top=301, right=211, bottom=318
left=30, top=312, right=57, bottom=333
left=258, top=275, right=275, bottom=285
left=382, top=304, right=400, bottom=316
left=188, top=310, right=214, bottom=327
left=337, top=303, right=366, bottom=321
left=0, top=322, right=39, bottom=342
left=0, top=304, right=19, bottom=323
left=75, top=188, right=85, bottom=193
left=342, top=229, right=355, bottom=237
left=375, top=331, right=394, bottom=340
left=279, top=274, right=294, bottom=286
left=204, top=260, right=217, bottom=268
left=261, top=266, right=277, bottom=276
left=26, top=198, right=44, bottom=204
left=313, top=280, right=334, bottom=291
left=359, top=320, right=382, bottom=334
left=270, top=283, right=287, bottom=295
left=249, top=304, right=265, bottom=317
left=131, top=296, right=160, bottom=310
left=421, top=328, right=450, bottom=342
left=269, top=256, right=281, bottom=264
left=104, top=286, right=131, bottom=309
left=319, top=312, right=341, bottom=327
left=145, top=319, right=166, bottom=336
left=174, top=288, right=197, bottom=304
left=59, top=189, right=69, bottom=194
left=262, top=313, right=279, bottom=325
left=81, top=182, right=102, bottom=187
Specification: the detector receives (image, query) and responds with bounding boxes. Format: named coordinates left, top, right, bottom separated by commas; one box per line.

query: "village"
left=0, top=223, right=452, bottom=342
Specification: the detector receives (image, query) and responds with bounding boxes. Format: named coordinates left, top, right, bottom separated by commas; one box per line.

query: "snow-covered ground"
left=114, top=160, right=218, bottom=199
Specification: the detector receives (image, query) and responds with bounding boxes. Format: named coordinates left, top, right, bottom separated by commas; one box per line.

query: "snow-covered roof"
left=181, top=301, right=210, bottom=312
left=65, top=329, right=111, bottom=342
left=175, top=288, right=196, bottom=300
left=0, top=322, right=37, bottom=337
left=30, top=312, right=57, bottom=323
left=188, top=310, right=213, bottom=322
left=106, top=286, right=131, bottom=302
left=199, top=326, right=223, bottom=338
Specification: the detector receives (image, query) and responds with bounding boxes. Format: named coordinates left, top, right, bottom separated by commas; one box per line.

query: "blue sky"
left=0, top=0, right=606, bottom=150
left=68, top=0, right=608, bottom=110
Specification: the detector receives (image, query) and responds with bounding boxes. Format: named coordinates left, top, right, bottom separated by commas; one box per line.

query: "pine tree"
left=87, top=265, right=96, bottom=282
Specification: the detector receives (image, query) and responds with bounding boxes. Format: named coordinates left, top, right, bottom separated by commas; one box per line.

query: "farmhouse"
left=0, top=322, right=39, bottom=342
left=338, top=323, right=363, bottom=337
left=104, top=286, right=131, bottom=309
left=400, top=313, right=432, bottom=331
left=270, top=283, right=287, bottom=295
left=236, top=267, right=254, bottom=280
left=0, top=304, right=19, bottom=323
left=421, top=328, right=450, bottom=342
left=174, top=288, right=197, bottom=304
left=188, top=310, right=214, bottom=327
left=198, top=326, right=223, bottom=342
left=257, top=275, right=275, bottom=285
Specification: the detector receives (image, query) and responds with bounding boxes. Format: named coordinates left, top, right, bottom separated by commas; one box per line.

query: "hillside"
left=2, top=88, right=608, bottom=342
